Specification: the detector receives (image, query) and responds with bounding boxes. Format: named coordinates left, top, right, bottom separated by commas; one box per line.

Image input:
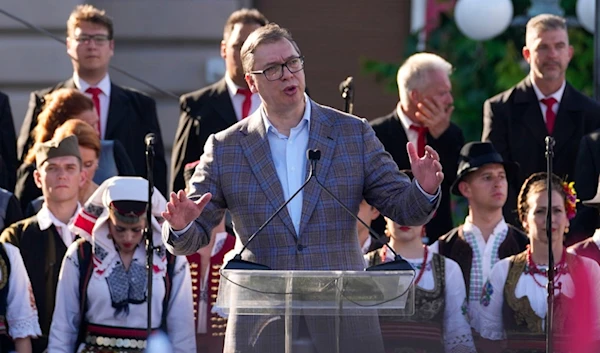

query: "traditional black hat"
left=450, top=142, right=518, bottom=196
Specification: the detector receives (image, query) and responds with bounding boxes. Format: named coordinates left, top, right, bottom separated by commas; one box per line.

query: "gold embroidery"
left=505, top=252, right=579, bottom=334
left=0, top=251, right=8, bottom=290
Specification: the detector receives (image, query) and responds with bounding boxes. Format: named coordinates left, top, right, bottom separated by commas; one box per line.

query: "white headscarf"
left=70, top=176, right=168, bottom=279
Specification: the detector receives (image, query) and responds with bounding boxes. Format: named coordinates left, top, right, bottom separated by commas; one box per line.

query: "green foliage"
left=362, top=0, right=595, bottom=224
left=362, top=0, right=595, bottom=143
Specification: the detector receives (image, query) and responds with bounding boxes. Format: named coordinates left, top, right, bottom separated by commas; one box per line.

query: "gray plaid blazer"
left=163, top=99, right=439, bottom=352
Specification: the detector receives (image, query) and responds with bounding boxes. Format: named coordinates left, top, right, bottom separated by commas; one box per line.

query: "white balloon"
left=454, top=0, right=514, bottom=40
left=576, top=0, right=596, bottom=33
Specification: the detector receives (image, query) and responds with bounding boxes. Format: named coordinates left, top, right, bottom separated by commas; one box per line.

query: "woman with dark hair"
left=15, top=88, right=134, bottom=213
left=478, top=172, right=600, bottom=352
left=48, top=176, right=195, bottom=352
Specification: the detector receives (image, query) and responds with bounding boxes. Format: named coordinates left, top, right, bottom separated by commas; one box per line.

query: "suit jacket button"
left=297, top=244, right=304, bottom=251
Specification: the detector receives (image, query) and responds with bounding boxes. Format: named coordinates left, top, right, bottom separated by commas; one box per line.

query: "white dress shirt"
left=36, top=203, right=80, bottom=247
left=224, top=74, right=261, bottom=121
left=530, top=77, right=566, bottom=124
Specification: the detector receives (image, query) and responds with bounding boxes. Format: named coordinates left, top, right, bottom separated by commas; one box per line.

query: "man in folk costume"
left=0, top=135, right=85, bottom=353
left=48, top=176, right=196, bottom=352
left=431, top=142, right=528, bottom=333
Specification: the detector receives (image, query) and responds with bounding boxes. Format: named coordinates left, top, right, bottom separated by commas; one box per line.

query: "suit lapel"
left=211, top=79, right=238, bottom=127
left=298, top=101, right=336, bottom=236
left=391, top=111, right=411, bottom=167
left=515, top=78, right=547, bottom=147
left=553, top=83, right=581, bottom=152
left=105, top=84, right=129, bottom=139
left=240, top=111, right=297, bottom=238
left=61, top=78, right=76, bottom=90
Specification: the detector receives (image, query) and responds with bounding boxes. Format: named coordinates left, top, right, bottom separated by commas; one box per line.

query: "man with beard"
left=482, top=14, right=600, bottom=229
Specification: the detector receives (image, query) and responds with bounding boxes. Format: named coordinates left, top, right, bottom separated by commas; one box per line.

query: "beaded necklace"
left=525, top=245, right=568, bottom=288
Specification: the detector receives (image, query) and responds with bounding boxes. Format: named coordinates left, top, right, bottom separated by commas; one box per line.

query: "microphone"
left=307, top=149, right=414, bottom=271
left=339, top=76, right=354, bottom=114
left=545, top=136, right=555, bottom=159
left=339, top=76, right=354, bottom=97
left=224, top=149, right=319, bottom=270
left=145, top=133, right=156, bottom=148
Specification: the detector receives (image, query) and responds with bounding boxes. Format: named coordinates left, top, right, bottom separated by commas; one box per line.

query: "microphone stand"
left=545, top=136, right=555, bottom=353
left=224, top=150, right=320, bottom=270
left=339, top=76, right=354, bottom=114
left=145, top=138, right=155, bottom=337
left=307, top=150, right=412, bottom=271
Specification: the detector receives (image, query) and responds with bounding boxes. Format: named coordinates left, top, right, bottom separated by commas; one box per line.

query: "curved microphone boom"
left=307, top=150, right=413, bottom=271
left=224, top=149, right=320, bottom=270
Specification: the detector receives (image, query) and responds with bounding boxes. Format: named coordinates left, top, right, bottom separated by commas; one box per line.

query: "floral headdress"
left=563, top=181, right=578, bottom=220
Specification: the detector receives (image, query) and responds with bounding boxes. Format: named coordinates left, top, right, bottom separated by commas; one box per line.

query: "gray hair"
left=396, top=52, right=452, bottom=105
left=241, top=23, right=301, bottom=73
left=525, top=14, right=567, bottom=46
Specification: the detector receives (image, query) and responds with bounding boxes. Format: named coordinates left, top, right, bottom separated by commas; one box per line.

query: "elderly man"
left=162, top=23, right=443, bottom=352
left=371, top=52, right=464, bottom=243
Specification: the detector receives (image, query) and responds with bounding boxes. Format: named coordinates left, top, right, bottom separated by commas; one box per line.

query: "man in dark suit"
left=0, top=91, right=17, bottom=192
left=17, top=4, right=167, bottom=195
left=170, top=9, right=268, bottom=192
left=482, top=14, right=600, bottom=228
left=371, top=53, right=464, bottom=243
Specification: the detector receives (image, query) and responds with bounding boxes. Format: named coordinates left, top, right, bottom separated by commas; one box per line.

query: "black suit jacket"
left=0, top=92, right=17, bottom=192
left=370, top=110, right=464, bottom=242
left=571, top=129, right=600, bottom=242
left=17, top=79, right=167, bottom=195
left=482, top=77, right=600, bottom=227
left=170, top=78, right=237, bottom=192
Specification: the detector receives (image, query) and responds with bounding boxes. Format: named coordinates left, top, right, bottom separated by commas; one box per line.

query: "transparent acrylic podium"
left=216, top=269, right=416, bottom=353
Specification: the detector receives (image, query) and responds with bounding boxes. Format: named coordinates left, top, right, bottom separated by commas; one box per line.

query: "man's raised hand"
left=161, top=190, right=212, bottom=231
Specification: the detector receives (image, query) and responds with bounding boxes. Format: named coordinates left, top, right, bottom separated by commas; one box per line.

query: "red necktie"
left=541, top=97, right=557, bottom=135
left=85, top=87, right=102, bottom=134
left=237, top=88, right=253, bottom=119
left=410, top=125, right=429, bottom=157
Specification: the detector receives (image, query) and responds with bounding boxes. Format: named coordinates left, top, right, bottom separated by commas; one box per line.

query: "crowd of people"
left=0, top=3, right=600, bottom=353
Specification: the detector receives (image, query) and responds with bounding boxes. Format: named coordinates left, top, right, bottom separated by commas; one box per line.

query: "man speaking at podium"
left=162, top=23, right=443, bottom=353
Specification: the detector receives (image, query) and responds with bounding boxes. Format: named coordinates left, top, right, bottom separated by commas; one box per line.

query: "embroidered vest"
left=187, top=234, right=235, bottom=338
left=74, top=238, right=177, bottom=348
left=367, top=249, right=446, bottom=352
left=437, top=224, right=529, bottom=296
left=501, top=251, right=582, bottom=352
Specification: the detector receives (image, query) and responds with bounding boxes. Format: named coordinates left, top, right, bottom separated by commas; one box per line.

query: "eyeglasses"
left=249, top=56, right=305, bottom=81
left=73, top=34, right=111, bottom=45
